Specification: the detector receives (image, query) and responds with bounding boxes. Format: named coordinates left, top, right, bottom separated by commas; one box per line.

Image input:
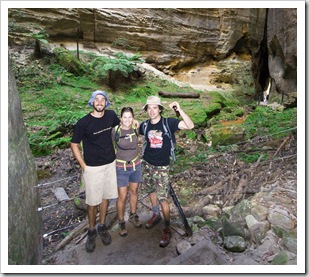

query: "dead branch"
left=198, top=175, right=232, bottom=196
left=222, top=172, right=237, bottom=202
left=274, top=134, right=292, bottom=157
left=170, top=225, right=186, bottom=236
left=223, top=173, right=248, bottom=207
left=55, top=218, right=89, bottom=251
left=182, top=196, right=212, bottom=217
left=158, top=91, right=200, bottom=98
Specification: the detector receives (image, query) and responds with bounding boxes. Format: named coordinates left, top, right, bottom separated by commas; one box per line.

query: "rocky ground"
left=36, top=129, right=298, bottom=267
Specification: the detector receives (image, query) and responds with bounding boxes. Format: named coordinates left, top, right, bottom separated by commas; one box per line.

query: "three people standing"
left=71, top=91, right=194, bottom=252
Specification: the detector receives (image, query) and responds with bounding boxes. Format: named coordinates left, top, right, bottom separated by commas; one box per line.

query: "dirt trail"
left=51, top=213, right=180, bottom=265
left=44, top=211, right=261, bottom=269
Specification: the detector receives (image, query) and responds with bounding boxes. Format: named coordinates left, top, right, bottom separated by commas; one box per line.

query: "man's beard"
left=93, top=104, right=105, bottom=113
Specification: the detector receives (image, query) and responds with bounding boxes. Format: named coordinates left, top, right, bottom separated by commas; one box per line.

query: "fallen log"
left=158, top=91, right=200, bottom=98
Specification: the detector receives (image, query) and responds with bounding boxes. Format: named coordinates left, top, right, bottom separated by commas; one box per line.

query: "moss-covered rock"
left=205, top=102, right=222, bottom=117
left=271, top=251, right=289, bottom=265
left=224, top=236, right=247, bottom=252
left=210, top=124, right=245, bottom=146
left=221, top=218, right=248, bottom=239
left=234, top=107, right=245, bottom=117
left=53, top=47, right=86, bottom=76
left=230, top=199, right=253, bottom=224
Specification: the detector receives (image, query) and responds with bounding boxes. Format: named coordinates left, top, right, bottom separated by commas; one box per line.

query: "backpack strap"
left=133, top=125, right=138, bottom=138
left=114, top=125, right=138, bottom=152
left=141, top=120, right=149, bottom=158
left=113, top=125, right=120, bottom=153
left=162, top=118, right=176, bottom=161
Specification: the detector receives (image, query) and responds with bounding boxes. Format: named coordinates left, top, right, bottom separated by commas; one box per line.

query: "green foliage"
left=12, top=61, right=55, bottom=93
left=131, top=85, right=153, bottom=98
left=31, top=31, right=49, bottom=45
left=243, top=106, right=297, bottom=139
left=237, top=152, right=268, bottom=164
left=186, top=131, right=197, bottom=140
left=91, top=52, right=143, bottom=79
left=234, top=107, right=244, bottom=117
left=13, top=47, right=297, bottom=160
left=19, top=79, right=94, bottom=156
left=204, top=103, right=222, bottom=117
left=209, top=90, right=240, bottom=107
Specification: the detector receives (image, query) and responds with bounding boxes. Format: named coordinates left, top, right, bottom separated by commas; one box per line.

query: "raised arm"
left=169, top=101, right=194, bottom=130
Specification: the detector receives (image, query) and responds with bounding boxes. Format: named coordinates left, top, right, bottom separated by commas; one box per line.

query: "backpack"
left=141, top=117, right=176, bottom=161
left=113, top=125, right=138, bottom=153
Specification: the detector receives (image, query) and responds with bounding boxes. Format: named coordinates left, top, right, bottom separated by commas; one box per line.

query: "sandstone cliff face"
left=8, top=8, right=297, bottom=104
left=9, top=8, right=266, bottom=63
left=267, top=9, right=297, bottom=106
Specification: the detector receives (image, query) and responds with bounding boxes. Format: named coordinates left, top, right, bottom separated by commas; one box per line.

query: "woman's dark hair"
left=120, top=107, right=134, bottom=117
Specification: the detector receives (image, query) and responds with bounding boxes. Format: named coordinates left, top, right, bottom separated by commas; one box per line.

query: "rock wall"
left=267, top=9, right=297, bottom=106
left=8, top=8, right=297, bottom=103
left=8, top=58, right=42, bottom=264
left=8, top=8, right=266, bottom=64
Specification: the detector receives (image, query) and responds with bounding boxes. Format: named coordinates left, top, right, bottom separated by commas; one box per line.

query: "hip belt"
left=116, top=155, right=139, bottom=171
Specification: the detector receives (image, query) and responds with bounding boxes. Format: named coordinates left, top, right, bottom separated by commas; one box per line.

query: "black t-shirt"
left=140, top=117, right=180, bottom=166
left=71, top=110, right=120, bottom=166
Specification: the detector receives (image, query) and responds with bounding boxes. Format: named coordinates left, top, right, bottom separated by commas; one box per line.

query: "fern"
left=90, top=52, right=143, bottom=79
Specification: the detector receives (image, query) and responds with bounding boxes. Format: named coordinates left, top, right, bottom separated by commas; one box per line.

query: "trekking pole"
left=169, top=182, right=193, bottom=236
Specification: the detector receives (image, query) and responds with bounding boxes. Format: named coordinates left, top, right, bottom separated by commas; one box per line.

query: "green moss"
left=237, top=152, right=268, bottom=164
left=234, top=107, right=244, bottom=117
left=271, top=251, right=289, bottom=265
left=205, top=103, right=222, bottom=117
left=209, top=90, right=240, bottom=107
left=186, top=131, right=198, bottom=140
left=14, top=47, right=297, bottom=159
left=53, top=47, right=86, bottom=76
left=210, top=124, right=245, bottom=146
left=244, top=106, right=296, bottom=140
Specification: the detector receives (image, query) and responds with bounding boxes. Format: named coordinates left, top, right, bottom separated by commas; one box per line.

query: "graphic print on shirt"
left=148, top=129, right=163, bottom=148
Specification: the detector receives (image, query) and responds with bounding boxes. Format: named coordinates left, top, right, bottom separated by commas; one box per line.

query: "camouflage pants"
left=142, top=161, right=169, bottom=202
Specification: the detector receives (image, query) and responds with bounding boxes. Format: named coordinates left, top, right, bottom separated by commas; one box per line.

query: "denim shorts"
left=116, top=162, right=142, bottom=187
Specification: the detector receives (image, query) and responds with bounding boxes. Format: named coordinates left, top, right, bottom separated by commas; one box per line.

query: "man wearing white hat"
left=71, top=90, right=120, bottom=253
left=140, top=95, right=194, bottom=247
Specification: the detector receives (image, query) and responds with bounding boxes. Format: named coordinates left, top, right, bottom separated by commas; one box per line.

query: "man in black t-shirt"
left=71, top=90, right=120, bottom=253
left=140, top=95, right=194, bottom=247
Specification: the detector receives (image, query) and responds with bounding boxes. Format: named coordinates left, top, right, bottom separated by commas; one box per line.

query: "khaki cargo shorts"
left=82, top=160, right=118, bottom=206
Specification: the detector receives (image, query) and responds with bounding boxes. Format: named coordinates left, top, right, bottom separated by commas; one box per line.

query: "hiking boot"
left=119, top=221, right=128, bottom=237
left=145, top=213, right=161, bottom=229
left=159, top=227, right=172, bottom=248
left=129, top=213, right=142, bottom=228
left=85, top=228, right=97, bottom=253
left=97, top=223, right=112, bottom=245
